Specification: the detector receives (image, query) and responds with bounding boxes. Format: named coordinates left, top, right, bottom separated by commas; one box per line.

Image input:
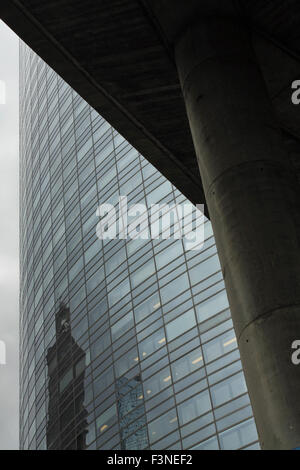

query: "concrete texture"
left=175, top=17, right=300, bottom=449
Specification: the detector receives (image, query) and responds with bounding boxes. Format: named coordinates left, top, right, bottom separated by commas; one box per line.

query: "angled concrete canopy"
left=1, top=0, right=300, bottom=210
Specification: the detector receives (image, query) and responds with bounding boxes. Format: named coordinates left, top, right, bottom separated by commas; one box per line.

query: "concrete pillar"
left=175, top=18, right=300, bottom=449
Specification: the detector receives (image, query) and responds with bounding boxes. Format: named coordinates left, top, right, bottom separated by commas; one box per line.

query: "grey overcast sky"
left=0, top=20, right=19, bottom=450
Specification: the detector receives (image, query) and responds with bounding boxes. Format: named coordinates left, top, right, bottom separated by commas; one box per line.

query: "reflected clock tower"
left=46, top=302, right=88, bottom=449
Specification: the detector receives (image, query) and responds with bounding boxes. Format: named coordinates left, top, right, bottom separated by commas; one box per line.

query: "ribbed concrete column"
left=175, top=18, right=300, bottom=449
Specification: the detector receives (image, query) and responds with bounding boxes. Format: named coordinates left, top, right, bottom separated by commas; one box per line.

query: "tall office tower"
left=19, top=42, right=260, bottom=451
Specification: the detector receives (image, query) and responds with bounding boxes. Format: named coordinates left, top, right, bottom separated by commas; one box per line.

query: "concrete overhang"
left=1, top=0, right=300, bottom=212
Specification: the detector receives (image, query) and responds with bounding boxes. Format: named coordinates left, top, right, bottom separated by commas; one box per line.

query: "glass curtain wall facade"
left=19, top=42, right=259, bottom=451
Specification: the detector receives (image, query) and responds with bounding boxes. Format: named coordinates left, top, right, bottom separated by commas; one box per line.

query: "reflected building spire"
left=46, top=302, right=88, bottom=450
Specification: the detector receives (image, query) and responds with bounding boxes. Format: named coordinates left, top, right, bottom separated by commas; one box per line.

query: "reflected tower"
left=46, top=302, right=88, bottom=449
left=116, top=375, right=148, bottom=450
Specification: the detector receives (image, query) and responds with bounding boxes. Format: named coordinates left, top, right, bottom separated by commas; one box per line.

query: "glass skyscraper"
left=19, top=42, right=259, bottom=451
